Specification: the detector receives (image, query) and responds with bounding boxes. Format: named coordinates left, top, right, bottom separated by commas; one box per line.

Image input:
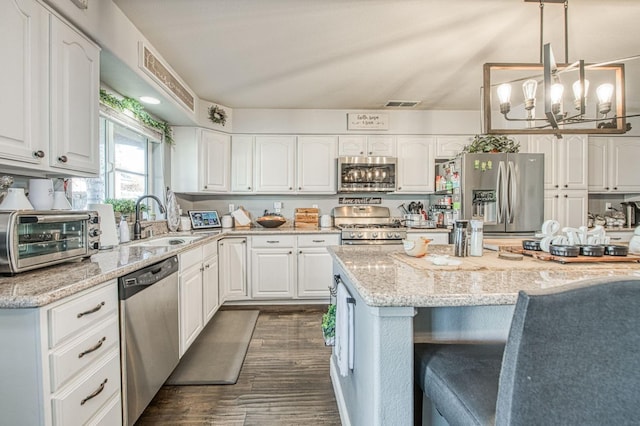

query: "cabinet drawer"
left=49, top=315, right=120, bottom=392
left=48, top=282, right=118, bottom=348
left=89, top=393, right=121, bottom=426
left=251, top=235, right=295, bottom=248
left=297, top=234, right=340, bottom=247
left=180, top=246, right=203, bottom=271
left=51, top=349, right=120, bottom=426
left=202, top=241, right=218, bottom=258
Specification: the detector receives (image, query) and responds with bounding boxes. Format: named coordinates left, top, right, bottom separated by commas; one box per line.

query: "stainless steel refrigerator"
left=438, top=153, right=544, bottom=234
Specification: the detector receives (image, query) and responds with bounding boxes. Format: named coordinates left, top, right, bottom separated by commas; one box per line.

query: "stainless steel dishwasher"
left=118, top=255, right=179, bottom=425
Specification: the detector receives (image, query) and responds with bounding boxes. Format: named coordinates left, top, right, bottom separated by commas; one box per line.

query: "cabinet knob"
left=248, top=186, right=251, bottom=190
left=614, top=187, right=618, bottom=190
left=564, top=184, right=568, bottom=188
left=397, top=187, right=402, bottom=190
left=58, top=155, right=68, bottom=163
left=298, top=187, right=302, bottom=190
left=299, top=250, right=302, bottom=254
left=564, top=194, right=568, bottom=198
left=289, top=187, right=293, bottom=190
left=606, top=187, right=610, bottom=190
left=360, top=151, right=364, bottom=155
left=289, top=251, right=292, bottom=254
left=368, top=151, right=372, bottom=155
left=555, top=184, right=559, bottom=188
left=33, top=150, right=45, bottom=159
left=555, top=195, right=559, bottom=198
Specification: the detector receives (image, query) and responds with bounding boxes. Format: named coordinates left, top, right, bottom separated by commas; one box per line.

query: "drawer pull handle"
left=312, top=239, right=325, bottom=243
left=267, top=240, right=279, bottom=244
left=77, top=301, right=105, bottom=318
left=78, top=337, right=106, bottom=358
left=58, top=155, right=68, bottom=163
left=80, top=378, right=107, bottom=405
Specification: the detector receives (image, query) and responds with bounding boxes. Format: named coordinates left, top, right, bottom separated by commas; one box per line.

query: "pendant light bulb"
left=572, top=79, right=590, bottom=102
left=550, top=83, right=564, bottom=104
left=596, top=83, right=614, bottom=104
left=497, top=83, right=511, bottom=114
left=522, top=79, right=538, bottom=110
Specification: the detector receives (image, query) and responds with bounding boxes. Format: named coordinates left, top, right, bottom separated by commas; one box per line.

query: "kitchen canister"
left=0, top=188, right=34, bottom=210
left=320, top=214, right=332, bottom=228
left=52, top=191, right=72, bottom=210
left=221, top=214, right=234, bottom=228
left=28, top=179, right=54, bottom=210
left=469, top=219, right=484, bottom=256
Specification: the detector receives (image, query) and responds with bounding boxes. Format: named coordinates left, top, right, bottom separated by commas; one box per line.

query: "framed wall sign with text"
left=347, top=113, right=389, bottom=130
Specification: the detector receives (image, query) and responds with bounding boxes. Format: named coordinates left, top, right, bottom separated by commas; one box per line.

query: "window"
left=72, top=113, right=165, bottom=216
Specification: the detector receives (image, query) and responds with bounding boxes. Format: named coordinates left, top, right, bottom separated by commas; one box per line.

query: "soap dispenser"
left=119, top=216, right=130, bottom=243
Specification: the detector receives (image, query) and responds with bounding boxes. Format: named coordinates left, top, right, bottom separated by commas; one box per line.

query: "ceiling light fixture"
left=483, top=0, right=640, bottom=136
left=139, top=96, right=161, bottom=105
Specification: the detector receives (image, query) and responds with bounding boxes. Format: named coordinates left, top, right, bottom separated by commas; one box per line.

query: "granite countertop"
left=0, top=226, right=342, bottom=309
left=328, top=245, right=640, bottom=308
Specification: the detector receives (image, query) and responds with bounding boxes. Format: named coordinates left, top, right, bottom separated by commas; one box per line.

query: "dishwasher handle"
left=118, top=256, right=179, bottom=300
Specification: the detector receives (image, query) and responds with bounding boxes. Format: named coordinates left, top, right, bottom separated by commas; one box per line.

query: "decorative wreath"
left=208, top=105, right=227, bottom=126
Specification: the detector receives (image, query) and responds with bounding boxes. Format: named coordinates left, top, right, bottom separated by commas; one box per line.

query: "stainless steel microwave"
left=338, top=156, right=397, bottom=192
left=0, top=210, right=100, bottom=274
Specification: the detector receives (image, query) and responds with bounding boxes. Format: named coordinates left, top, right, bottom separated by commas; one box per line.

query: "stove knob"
left=350, top=232, right=356, bottom=238
left=357, top=232, right=364, bottom=238
left=372, top=232, right=378, bottom=238
left=393, top=233, right=400, bottom=239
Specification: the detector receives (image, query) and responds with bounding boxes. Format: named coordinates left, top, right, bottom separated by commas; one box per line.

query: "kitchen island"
left=327, top=245, right=640, bottom=426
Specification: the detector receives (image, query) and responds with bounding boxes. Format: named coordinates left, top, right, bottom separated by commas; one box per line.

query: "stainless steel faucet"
left=133, top=195, right=166, bottom=240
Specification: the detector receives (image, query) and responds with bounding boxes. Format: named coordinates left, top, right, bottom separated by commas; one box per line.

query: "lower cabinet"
left=178, top=241, right=220, bottom=356
left=251, top=235, right=296, bottom=298
left=218, top=237, right=249, bottom=302
left=297, top=234, right=341, bottom=298
left=0, top=280, right=121, bottom=426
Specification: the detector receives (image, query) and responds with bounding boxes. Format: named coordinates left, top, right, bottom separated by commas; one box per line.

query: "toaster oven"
left=0, top=210, right=100, bottom=274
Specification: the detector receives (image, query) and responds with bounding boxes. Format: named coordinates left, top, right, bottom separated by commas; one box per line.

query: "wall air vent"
left=384, top=100, right=421, bottom=108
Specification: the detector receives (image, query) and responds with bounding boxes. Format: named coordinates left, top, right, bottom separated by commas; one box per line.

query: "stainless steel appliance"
left=0, top=210, right=100, bottom=274
left=333, top=205, right=406, bottom=244
left=438, top=153, right=544, bottom=234
left=338, top=156, right=396, bottom=192
left=119, top=256, right=179, bottom=425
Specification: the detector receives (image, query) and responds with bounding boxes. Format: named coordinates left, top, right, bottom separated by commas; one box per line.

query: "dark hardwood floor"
left=136, top=306, right=341, bottom=425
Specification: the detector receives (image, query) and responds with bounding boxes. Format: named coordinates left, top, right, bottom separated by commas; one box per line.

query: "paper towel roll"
left=88, top=203, right=119, bottom=248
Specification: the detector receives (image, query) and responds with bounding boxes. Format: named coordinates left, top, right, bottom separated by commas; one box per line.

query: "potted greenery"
left=460, top=134, right=520, bottom=155
left=322, top=304, right=336, bottom=346
left=104, top=198, right=142, bottom=222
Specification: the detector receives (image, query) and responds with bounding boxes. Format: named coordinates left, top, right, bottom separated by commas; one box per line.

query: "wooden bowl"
left=257, top=216, right=286, bottom=228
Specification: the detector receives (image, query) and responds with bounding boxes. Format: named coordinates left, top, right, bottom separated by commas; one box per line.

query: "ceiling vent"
left=384, top=100, right=421, bottom=108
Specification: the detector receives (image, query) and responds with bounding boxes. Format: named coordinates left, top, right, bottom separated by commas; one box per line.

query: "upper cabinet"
left=395, top=136, right=435, bottom=193
left=338, top=135, right=396, bottom=156
left=296, top=136, right=337, bottom=193
left=0, top=0, right=100, bottom=177
left=230, top=135, right=336, bottom=194
left=588, top=137, right=640, bottom=193
left=529, top=135, right=588, bottom=190
left=172, top=127, right=230, bottom=193
left=434, top=136, right=473, bottom=159
left=255, top=136, right=296, bottom=193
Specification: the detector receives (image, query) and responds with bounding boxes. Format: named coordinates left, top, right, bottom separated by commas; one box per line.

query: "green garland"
left=99, top=89, right=174, bottom=144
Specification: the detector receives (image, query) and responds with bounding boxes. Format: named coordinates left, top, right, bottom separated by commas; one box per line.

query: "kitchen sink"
left=128, top=235, right=207, bottom=247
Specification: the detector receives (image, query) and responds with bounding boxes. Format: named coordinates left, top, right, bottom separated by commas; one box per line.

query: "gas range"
left=333, top=206, right=407, bottom=245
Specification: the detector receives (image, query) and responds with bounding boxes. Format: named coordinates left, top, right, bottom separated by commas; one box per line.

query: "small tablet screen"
left=188, top=210, right=221, bottom=229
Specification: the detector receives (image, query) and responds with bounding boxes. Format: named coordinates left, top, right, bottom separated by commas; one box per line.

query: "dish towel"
left=336, top=282, right=355, bottom=377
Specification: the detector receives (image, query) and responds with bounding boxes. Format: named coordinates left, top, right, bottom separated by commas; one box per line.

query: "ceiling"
left=109, top=0, right=640, bottom=118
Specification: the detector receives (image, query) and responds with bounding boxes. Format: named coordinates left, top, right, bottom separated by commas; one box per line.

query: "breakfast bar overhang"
left=327, top=245, right=640, bottom=426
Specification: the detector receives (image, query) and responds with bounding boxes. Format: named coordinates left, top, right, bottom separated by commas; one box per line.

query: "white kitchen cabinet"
left=219, top=237, right=249, bottom=301
left=544, top=189, right=588, bottom=229
left=202, top=243, right=220, bottom=324
left=529, top=134, right=588, bottom=190
left=338, top=135, right=396, bottom=156
left=179, top=246, right=204, bottom=356
left=297, top=234, right=340, bottom=298
left=251, top=235, right=296, bottom=298
left=296, top=136, right=337, bottom=193
left=0, top=0, right=100, bottom=177
left=0, top=0, right=48, bottom=168
left=231, top=135, right=254, bottom=192
left=172, top=127, right=230, bottom=193
left=178, top=242, right=220, bottom=355
left=49, top=12, right=100, bottom=176
left=0, top=280, right=121, bottom=426
left=395, top=136, right=435, bottom=193
left=588, top=137, right=640, bottom=193
left=255, top=135, right=296, bottom=193
left=434, top=136, right=473, bottom=159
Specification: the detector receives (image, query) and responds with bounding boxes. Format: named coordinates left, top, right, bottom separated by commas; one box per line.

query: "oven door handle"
left=19, top=214, right=91, bottom=224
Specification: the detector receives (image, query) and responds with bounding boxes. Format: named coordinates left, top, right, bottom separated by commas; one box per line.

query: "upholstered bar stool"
left=415, top=276, right=640, bottom=426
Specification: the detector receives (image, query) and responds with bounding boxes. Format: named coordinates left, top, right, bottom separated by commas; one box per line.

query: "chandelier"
left=483, top=0, right=640, bottom=136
